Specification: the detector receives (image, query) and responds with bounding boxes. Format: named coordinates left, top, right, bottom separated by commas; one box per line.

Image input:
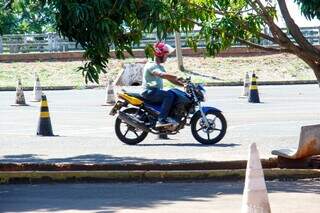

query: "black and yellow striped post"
left=37, top=94, right=54, bottom=136
left=248, top=72, right=260, bottom=103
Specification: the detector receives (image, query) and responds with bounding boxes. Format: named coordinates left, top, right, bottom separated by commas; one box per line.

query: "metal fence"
left=0, top=33, right=79, bottom=53
left=0, top=27, right=319, bottom=54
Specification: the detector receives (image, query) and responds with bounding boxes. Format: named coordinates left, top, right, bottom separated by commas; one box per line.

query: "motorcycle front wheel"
left=115, top=108, right=148, bottom=145
left=191, top=109, right=227, bottom=145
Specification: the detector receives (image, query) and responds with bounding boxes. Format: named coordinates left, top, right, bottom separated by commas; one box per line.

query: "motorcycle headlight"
left=201, top=89, right=207, bottom=102
left=196, top=85, right=206, bottom=102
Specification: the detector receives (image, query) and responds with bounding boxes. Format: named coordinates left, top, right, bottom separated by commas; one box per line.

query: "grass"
left=0, top=53, right=316, bottom=88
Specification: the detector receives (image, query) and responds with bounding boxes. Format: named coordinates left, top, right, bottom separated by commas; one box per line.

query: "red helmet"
left=154, top=42, right=174, bottom=57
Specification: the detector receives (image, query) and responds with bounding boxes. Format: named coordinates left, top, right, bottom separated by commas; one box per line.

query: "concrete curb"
left=0, top=169, right=319, bottom=184
left=0, top=159, right=278, bottom=171
left=205, top=80, right=318, bottom=87
left=0, top=80, right=318, bottom=91
left=0, top=85, right=103, bottom=91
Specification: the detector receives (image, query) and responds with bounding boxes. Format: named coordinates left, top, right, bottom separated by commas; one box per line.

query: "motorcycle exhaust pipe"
left=118, top=111, right=150, bottom=132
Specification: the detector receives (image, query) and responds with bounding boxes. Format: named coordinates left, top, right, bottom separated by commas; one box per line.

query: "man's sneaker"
left=155, top=120, right=172, bottom=128
left=166, top=117, right=179, bottom=127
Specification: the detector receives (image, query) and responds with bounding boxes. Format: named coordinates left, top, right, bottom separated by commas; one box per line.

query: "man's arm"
left=152, top=72, right=184, bottom=87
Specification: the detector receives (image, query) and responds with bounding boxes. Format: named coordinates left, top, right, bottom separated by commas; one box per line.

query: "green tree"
left=0, top=0, right=55, bottom=34
left=3, top=0, right=320, bottom=84
left=295, top=0, right=320, bottom=20
left=45, top=0, right=196, bottom=83
left=43, top=0, right=269, bottom=83
left=0, top=1, right=17, bottom=34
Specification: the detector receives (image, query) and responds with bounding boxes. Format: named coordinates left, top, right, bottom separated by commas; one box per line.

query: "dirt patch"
left=0, top=53, right=316, bottom=88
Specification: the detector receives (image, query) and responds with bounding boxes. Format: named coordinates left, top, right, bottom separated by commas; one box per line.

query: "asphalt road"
left=0, top=179, right=319, bottom=213
left=1, top=84, right=320, bottom=163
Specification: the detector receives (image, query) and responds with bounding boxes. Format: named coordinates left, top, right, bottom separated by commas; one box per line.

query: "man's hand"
left=152, top=72, right=184, bottom=87
left=177, top=77, right=185, bottom=83
left=177, top=77, right=187, bottom=88
left=164, top=74, right=185, bottom=87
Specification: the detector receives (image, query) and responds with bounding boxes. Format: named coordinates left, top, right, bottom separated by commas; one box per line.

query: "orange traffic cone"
left=241, top=143, right=271, bottom=213
left=102, top=79, right=116, bottom=106
left=30, top=73, right=42, bottom=102
left=248, top=72, right=260, bottom=103
left=37, top=94, right=54, bottom=136
left=11, top=78, right=29, bottom=106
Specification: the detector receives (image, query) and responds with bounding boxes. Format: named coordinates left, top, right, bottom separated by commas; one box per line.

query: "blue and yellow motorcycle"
left=110, top=77, right=227, bottom=145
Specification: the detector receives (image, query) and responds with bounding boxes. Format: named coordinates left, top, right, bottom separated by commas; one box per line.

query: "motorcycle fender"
left=190, top=107, right=221, bottom=123
left=200, top=106, right=221, bottom=114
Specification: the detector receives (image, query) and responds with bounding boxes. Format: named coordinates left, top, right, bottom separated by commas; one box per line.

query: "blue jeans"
left=141, top=88, right=175, bottom=122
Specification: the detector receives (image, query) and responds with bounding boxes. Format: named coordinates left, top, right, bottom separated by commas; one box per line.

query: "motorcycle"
left=109, top=77, right=227, bottom=145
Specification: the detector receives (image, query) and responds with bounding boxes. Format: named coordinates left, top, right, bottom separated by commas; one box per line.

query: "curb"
left=1, top=169, right=319, bottom=184
left=0, top=80, right=318, bottom=91
left=0, top=159, right=278, bottom=171
left=0, top=85, right=103, bottom=91
left=205, top=80, right=318, bottom=87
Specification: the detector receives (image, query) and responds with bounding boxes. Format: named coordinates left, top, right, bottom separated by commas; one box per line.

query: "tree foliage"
left=0, top=0, right=55, bottom=34
left=42, top=0, right=267, bottom=83
left=295, top=0, right=320, bottom=20
left=45, top=0, right=199, bottom=83
left=3, top=0, right=320, bottom=83
left=0, top=1, right=16, bottom=34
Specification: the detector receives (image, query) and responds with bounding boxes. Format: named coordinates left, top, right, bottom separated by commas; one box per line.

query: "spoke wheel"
left=191, top=110, right=227, bottom=145
left=115, top=108, right=148, bottom=145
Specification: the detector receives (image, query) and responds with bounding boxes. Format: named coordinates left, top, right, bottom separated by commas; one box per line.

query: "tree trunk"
left=252, top=0, right=320, bottom=87
left=298, top=51, right=320, bottom=86
left=174, top=32, right=184, bottom=71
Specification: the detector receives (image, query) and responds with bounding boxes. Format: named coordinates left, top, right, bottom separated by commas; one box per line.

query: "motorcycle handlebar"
left=177, top=77, right=191, bottom=84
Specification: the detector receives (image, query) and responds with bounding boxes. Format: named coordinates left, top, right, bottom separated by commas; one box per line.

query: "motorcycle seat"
left=125, top=92, right=145, bottom=100
left=125, top=92, right=162, bottom=108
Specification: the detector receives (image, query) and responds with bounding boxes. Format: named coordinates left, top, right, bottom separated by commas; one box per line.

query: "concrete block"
left=114, top=63, right=146, bottom=86
left=272, top=124, right=320, bottom=160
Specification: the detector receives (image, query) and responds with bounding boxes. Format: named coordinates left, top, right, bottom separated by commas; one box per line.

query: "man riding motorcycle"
left=141, top=41, right=185, bottom=128
left=110, top=47, right=227, bottom=145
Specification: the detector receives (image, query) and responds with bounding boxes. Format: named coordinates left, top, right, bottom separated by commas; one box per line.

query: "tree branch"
left=186, top=1, right=224, bottom=16
left=185, top=1, right=278, bottom=45
left=184, top=18, right=203, bottom=27
left=236, top=37, right=293, bottom=53
left=250, top=0, right=294, bottom=48
left=277, top=0, right=320, bottom=55
left=259, top=32, right=276, bottom=43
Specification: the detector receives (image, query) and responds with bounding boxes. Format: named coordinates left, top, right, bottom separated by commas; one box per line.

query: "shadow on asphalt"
left=0, top=180, right=319, bottom=212
left=0, top=154, right=204, bottom=164
left=137, top=143, right=241, bottom=147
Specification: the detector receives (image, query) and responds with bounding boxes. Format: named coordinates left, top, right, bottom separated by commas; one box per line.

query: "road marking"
left=227, top=120, right=315, bottom=130
left=58, top=127, right=114, bottom=136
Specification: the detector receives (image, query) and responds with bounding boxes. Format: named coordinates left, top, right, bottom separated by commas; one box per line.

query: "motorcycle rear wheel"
left=115, top=108, right=148, bottom=145
left=191, top=110, right=227, bottom=145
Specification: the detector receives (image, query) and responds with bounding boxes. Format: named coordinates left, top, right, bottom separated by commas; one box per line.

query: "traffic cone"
left=248, top=72, right=260, bottom=103
left=240, top=72, right=250, bottom=98
left=241, top=143, right=271, bottom=213
left=30, top=73, right=42, bottom=102
left=11, top=78, right=29, bottom=106
left=37, top=94, right=54, bottom=136
left=102, top=79, right=116, bottom=106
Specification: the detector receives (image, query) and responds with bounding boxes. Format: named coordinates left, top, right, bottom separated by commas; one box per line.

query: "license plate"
left=109, top=101, right=122, bottom=116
